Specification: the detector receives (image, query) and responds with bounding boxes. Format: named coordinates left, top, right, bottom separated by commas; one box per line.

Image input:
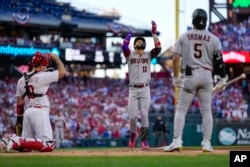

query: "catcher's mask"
left=192, top=8, right=207, bottom=30
left=31, top=51, right=49, bottom=67
left=134, top=36, right=146, bottom=50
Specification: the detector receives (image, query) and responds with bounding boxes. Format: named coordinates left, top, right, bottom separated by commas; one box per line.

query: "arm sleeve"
left=213, top=50, right=226, bottom=78
left=122, top=32, right=133, bottom=57
left=151, top=47, right=162, bottom=58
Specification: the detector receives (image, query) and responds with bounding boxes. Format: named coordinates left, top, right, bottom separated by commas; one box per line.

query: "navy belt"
left=130, top=83, right=149, bottom=88
left=192, top=67, right=211, bottom=71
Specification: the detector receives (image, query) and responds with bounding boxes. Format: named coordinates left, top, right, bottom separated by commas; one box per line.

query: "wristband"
left=155, top=41, right=161, bottom=47
left=152, top=34, right=158, bottom=38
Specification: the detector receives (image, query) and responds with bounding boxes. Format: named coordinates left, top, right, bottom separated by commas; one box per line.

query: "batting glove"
left=173, top=76, right=181, bottom=87
left=215, top=77, right=227, bottom=91
left=129, top=26, right=135, bottom=35
left=123, top=27, right=134, bottom=45
left=151, top=20, right=157, bottom=35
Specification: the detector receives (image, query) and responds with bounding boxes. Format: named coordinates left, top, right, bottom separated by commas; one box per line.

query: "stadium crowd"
left=1, top=17, right=250, bottom=52
left=208, top=17, right=250, bottom=51
left=1, top=16, right=250, bottom=53
left=0, top=75, right=249, bottom=142
left=0, top=0, right=117, bottom=52
left=0, top=33, right=104, bottom=52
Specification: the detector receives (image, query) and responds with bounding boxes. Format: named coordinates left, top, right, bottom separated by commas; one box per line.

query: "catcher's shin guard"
left=19, top=138, right=55, bottom=152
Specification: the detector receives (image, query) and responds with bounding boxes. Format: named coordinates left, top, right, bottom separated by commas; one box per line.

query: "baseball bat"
left=212, top=73, right=246, bottom=93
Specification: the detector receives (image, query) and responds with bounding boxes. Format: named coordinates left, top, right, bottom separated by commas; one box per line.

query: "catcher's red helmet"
left=31, top=51, right=49, bottom=67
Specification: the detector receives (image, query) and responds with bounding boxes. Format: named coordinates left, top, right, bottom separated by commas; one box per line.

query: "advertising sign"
left=217, top=123, right=250, bottom=145
left=0, top=45, right=60, bottom=57
left=223, top=51, right=250, bottom=63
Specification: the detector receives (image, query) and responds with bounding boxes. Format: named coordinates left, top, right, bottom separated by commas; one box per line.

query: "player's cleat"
left=48, top=140, right=56, bottom=150
left=6, top=139, right=15, bottom=152
left=141, top=140, right=150, bottom=149
left=163, top=138, right=183, bottom=152
left=46, top=140, right=56, bottom=150
left=0, top=133, right=12, bottom=151
left=0, top=139, right=7, bottom=151
left=3, top=133, right=21, bottom=152
left=0, top=133, right=20, bottom=152
left=7, top=136, right=20, bottom=152
left=201, top=140, right=214, bottom=152
left=0, top=133, right=13, bottom=152
left=129, top=133, right=137, bottom=148
left=40, top=140, right=56, bottom=152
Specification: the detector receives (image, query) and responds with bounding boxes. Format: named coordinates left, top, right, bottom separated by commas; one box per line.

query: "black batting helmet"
left=192, top=8, right=207, bottom=30
left=133, top=36, right=146, bottom=50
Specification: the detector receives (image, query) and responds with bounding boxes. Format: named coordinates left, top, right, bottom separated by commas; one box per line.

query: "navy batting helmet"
left=31, top=51, right=49, bottom=67
left=192, top=8, right=207, bottom=30
left=134, top=36, right=146, bottom=50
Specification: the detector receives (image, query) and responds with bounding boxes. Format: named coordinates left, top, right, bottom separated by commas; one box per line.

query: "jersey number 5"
left=194, top=43, right=202, bottom=58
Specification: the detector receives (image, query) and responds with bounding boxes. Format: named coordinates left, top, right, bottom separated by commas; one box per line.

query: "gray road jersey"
left=53, top=115, right=65, bottom=127
left=127, top=51, right=152, bottom=84
left=173, top=29, right=222, bottom=70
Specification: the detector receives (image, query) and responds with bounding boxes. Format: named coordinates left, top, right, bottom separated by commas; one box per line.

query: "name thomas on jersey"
left=187, top=33, right=211, bottom=42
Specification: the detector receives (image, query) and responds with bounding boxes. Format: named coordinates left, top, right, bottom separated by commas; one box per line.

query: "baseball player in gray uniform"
left=163, top=8, right=226, bottom=152
left=53, top=110, right=66, bottom=148
left=1, top=51, right=66, bottom=152
left=122, top=21, right=162, bottom=149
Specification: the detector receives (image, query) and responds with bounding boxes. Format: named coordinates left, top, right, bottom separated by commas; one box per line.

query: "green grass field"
left=0, top=155, right=229, bottom=167
left=0, top=149, right=229, bottom=167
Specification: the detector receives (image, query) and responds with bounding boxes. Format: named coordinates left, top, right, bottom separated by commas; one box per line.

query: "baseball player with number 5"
left=163, top=8, right=226, bottom=152
left=122, top=21, right=162, bottom=149
left=0, top=51, right=66, bottom=152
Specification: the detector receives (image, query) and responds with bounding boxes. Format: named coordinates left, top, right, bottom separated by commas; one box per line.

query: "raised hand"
left=123, top=27, right=134, bottom=45
left=129, top=26, right=135, bottom=35
left=151, top=20, right=157, bottom=35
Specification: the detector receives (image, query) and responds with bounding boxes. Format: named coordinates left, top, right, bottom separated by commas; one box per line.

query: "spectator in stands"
left=209, top=19, right=250, bottom=51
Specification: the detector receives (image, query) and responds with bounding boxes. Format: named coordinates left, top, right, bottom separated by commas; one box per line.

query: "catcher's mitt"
left=14, top=116, right=23, bottom=136
left=15, top=123, right=22, bottom=136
